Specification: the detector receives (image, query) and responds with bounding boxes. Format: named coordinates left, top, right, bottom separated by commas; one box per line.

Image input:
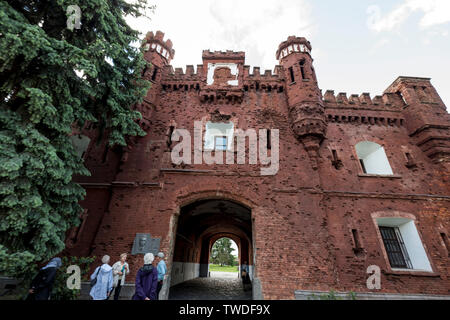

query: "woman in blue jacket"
left=90, top=255, right=113, bottom=300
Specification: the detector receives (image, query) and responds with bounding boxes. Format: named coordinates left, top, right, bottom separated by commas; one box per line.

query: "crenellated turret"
left=277, top=36, right=327, bottom=168
left=139, top=30, right=175, bottom=117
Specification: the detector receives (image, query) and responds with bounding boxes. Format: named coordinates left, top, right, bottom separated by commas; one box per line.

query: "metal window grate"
left=379, top=226, right=412, bottom=269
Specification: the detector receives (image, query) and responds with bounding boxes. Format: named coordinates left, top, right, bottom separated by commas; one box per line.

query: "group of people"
left=89, top=252, right=167, bottom=300
left=26, top=252, right=167, bottom=300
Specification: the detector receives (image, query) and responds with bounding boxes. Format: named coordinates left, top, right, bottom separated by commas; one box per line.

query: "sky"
left=127, top=0, right=450, bottom=108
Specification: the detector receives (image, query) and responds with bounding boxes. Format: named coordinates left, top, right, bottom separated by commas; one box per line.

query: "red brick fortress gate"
left=66, top=30, right=450, bottom=300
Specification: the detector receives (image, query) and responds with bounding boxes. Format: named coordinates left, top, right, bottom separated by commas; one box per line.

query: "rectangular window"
left=299, top=60, right=306, bottom=79
left=379, top=226, right=412, bottom=269
left=214, top=136, right=228, bottom=150
left=267, top=129, right=271, bottom=149
left=288, top=67, right=295, bottom=83
left=151, top=67, right=158, bottom=81
left=352, top=229, right=361, bottom=249
left=167, top=126, right=174, bottom=147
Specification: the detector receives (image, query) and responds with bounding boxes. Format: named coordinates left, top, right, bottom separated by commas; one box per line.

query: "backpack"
left=90, top=266, right=101, bottom=288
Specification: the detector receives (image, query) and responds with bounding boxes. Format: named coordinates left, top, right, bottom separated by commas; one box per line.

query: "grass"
left=209, top=264, right=239, bottom=273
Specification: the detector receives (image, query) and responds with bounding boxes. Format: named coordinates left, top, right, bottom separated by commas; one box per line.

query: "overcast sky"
left=127, top=0, right=450, bottom=108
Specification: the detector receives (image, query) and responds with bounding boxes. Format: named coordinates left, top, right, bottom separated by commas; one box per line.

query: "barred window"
left=379, top=226, right=412, bottom=269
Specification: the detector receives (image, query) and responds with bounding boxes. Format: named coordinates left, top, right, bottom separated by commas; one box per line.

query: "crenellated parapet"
left=142, top=30, right=175, bottom=64
left=322, top=90, right=406, bottom=110
left=202, top=50, right=245, bottom=61
left=276, top=36, right=312, bottom=60
left=159, top=62, right=287, bottom=99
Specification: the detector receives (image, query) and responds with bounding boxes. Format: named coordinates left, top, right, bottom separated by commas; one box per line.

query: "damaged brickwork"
left=65, top=31, right=450, bottom=299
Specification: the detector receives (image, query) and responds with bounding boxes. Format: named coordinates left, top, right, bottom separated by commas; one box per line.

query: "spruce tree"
left=0, top=0, right=152, bottom=277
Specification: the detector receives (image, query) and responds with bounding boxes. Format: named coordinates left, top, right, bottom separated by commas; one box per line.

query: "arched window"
left=355, top=141, right=393, bottom=175
left=376, top=217, right=432, bottom=271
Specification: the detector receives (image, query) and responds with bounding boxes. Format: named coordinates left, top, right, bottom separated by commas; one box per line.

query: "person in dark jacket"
left=132, top=253, right=158, bottom=300
left=27, top=257, right=62, bottom=300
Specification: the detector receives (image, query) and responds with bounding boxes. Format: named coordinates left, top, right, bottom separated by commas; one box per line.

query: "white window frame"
left=376, top=217, right=433, bottom=272
left=355, top=141, right=393, bottom=175
left=204, top=121, right=234, bottom=151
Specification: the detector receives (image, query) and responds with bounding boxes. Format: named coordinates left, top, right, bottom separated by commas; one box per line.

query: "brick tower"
left=277, top=36, right=327, bottom=168
left=141, top=30, right=175, bottom=111
left=384, top=77, right=450, bottom=171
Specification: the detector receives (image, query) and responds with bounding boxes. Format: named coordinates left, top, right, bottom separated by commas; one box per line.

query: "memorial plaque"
left=131, top=233, right=152, bottom=255
left=148, top=237, right=161, bottom=254
left=131, top=233, right=161, bottom=255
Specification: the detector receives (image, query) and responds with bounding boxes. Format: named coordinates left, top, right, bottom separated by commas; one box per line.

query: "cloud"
left=126, top=0, right=314, bottom=70
left=367, top=0, right=450, bottom=33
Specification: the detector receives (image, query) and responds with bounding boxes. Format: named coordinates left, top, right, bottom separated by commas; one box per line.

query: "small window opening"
left=288, top=67, right=295, bottom=83
left=151, top=67, right=158, bottom=81
left=331, top=149, right=343, bottom=169
left=267, top=129, right=271, bottom=149
left=299, top=59, right=306, bottom=79
left=214, top=136, right=228, bottom=151
left=168, top=126, right=175, bottom=147
left=352, top=229, right=361, bottom=249
left=405, top=152, right=416, bottom=168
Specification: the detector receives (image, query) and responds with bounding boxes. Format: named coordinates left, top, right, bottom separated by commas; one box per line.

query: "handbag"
left=90, top=266, right=101, bottom=288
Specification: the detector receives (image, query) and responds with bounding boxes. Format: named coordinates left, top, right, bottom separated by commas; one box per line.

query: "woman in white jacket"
left=111, top=253, right=130, bottom=300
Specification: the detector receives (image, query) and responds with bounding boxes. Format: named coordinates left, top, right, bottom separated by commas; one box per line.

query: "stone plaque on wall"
left=148, top=237, right=161, bottom=254
left=131, top=233, right=160, bottom=255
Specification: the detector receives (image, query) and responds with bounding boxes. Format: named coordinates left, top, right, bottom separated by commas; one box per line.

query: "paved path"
left=210, top=271, right=239, bottom=279
left=168, top=275, right=252, bottom=300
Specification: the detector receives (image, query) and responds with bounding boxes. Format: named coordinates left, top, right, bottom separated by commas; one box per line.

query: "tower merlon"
left=143, top=30, right=175, bottom=63
left=276, top=36, right=312, bottom=61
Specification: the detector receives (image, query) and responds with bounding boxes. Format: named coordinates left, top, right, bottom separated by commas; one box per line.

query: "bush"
left=51, top=256, right=95, bottom=300
left=15, top=256, right=95, bottom=300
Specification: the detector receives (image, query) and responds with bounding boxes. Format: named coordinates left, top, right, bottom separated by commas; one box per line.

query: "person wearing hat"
left=132, top=253, right=158, bottom=300
left=27, top=257, right=62, bottom=300
left=155, top=252, right=167, bottom=300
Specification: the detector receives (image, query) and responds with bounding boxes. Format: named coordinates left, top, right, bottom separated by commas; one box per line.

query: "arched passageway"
left=168, top=199, right=254, bottom=299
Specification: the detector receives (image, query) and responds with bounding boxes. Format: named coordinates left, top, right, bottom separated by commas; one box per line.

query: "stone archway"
left=166, top=198, right=254, bottom=299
